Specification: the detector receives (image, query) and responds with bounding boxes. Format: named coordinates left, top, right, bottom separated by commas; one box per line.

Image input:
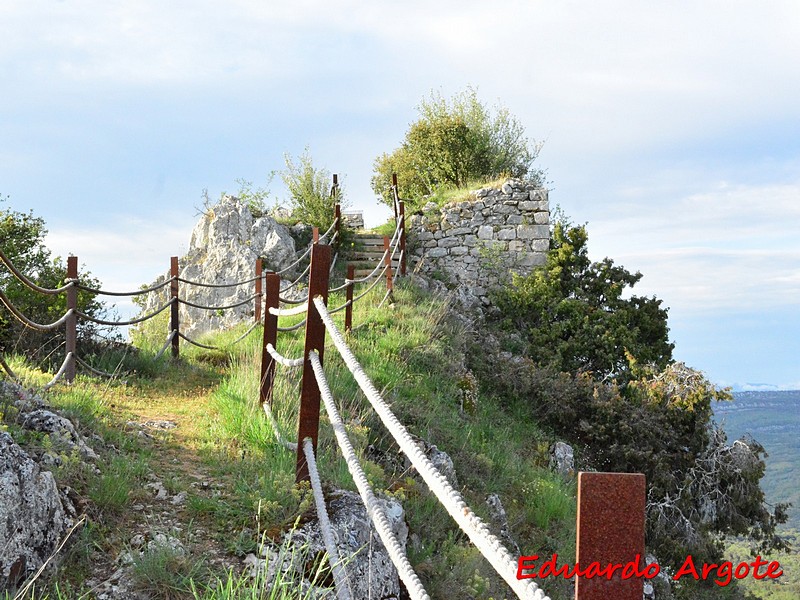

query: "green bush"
left=280, top=148, right=345, bottom=230
left=492, top=219, right=673, bottom=381
left=371, top=87, right=543, bottom=211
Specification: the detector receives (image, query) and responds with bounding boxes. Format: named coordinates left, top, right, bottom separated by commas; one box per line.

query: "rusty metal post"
left=345, top=263, right=354, bottom=333
left=295, top=244, right=331, bottom=483
left=575, top=472, right=646, bottom=600
left=260, top=272, right=280, bottom=405
left=254, top=258, right=263, bottom=323
left=383, top=235, right=393, bottom=292
left=65, top=256, right=78, bottom=384
left=170, top=256, right=179, bottom=358
left=312, top=226, right=319, bottom=244
left=399, top=201, right=406, bottom=277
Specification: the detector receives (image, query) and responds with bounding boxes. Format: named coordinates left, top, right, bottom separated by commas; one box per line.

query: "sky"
left=1, top=1, right=798, bottom=389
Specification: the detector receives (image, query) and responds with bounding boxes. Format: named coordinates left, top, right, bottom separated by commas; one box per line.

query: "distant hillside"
left=713, top=390, right=800, bottom=529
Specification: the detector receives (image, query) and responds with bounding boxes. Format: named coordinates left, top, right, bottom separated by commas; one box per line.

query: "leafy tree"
left=280, top=148, right=345, bottom=230
left=493, top=220, right=674, bottom=380
left=1, top=196, right=105, bottom=366
left=476, top=216, right=788, bottom=590
left=372, top=87, right=543, bottom=210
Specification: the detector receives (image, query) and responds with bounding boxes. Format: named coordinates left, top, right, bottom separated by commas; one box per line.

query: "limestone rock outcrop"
left=0, top=432, right=73, bottom=591
left=139, top=196, right=298, bottom=337
left=249, top=490, right=407, bottom=599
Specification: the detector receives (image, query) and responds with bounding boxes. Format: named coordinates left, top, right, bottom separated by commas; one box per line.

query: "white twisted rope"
left=42, top=352, right=74, bottom=389
left=312, top=298, right=550, bottom=600
left=261, top=402, right=297, bottom=452
left=302, top=438, right=353, bottom=600
left=308, top=351, right=430, bottom=600
left=269, top=304, right=308, bottom=317
left=154, top=330, right=177, bottom=360
left=265, top=343, right=305, bottom=368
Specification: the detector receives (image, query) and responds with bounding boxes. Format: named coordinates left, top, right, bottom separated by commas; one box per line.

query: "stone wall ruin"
left=407, top=179, right=549, bottom=305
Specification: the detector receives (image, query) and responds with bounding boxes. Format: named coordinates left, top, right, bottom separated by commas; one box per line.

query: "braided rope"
left=275, top=238, right=316, bottom=276
left=177, top=274, right=261, bottom=289
left=178, top=332, right=220, bottom=350
left=42, top=353, right=73, bottom=389
left=75, top=277, right=175, bottom=297
left=269, top=304, right=307, bottom=318
left=349, top=262, right=390, bottom=305
left=154, top=330, right=177, bottom=360
left=265, top=343, right=304, bottom=368
left=302, top=438, right=353, bottom=600
left=261, top=402, right=298, bottom=452
left=318, top=216, right=339, bottom=242
left=308, top=351, right=430, bottom=600
left=226, top=321, right=260, bottom=346
left=0, top=290, right=75, bottom=331
left=178, top=294, right=257, bottom=311
left=277, top=318, right=307, bottom=333
left=281, top=261, right=312, bottom=293
left=327, top=299, right=352, bottom=316
left=278, top=293, right=307, bottom=305
left=0, top=248, right=76, bottom=295
left=75, top=298, right=174, bottom=326
left=313, top=298, right=550, bottom=600
left=75, top=355, right=118, bottom=379
left=0, top=353, right=20, bottom=381
left=329, top=251, right=338, bottom=275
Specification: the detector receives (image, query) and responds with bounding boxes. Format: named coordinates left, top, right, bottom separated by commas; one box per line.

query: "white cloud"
left=586, top=180, right=800, bottom=313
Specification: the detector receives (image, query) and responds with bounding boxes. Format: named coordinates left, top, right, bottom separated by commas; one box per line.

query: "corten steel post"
left=575, top=472, right=646, bottom=600
left=345, top=263, right=354, bottom=333
left=312, top=226, right=319, bottom=244
left=399, top=201, right=406, bottom=277
left=295, top=243, right=331, bottom=483
left=259, top=272, right=280, bottom=405
left=65, top=256, right=78, bottom=384
left=170, top=257, right=180, bottom=359
left=254, top=258, right=263, bottom=323
left=383, top=235, right=393, bottom=292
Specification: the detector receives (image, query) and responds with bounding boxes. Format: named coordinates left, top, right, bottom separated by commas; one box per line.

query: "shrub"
left=372, top=87, right=543, bottom=211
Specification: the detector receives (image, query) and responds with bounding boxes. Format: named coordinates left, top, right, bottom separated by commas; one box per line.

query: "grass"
left=2, top=274, right=578, bottom=599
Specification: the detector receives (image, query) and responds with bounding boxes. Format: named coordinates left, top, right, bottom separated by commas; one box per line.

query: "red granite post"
left=575, top=472, right=646, bottom=600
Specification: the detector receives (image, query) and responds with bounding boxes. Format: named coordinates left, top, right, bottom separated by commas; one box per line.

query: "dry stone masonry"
left=408, top=179, right=549, bottom=305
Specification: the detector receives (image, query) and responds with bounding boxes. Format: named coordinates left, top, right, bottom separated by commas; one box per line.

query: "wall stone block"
left=409, top=179, right=549, bottom=304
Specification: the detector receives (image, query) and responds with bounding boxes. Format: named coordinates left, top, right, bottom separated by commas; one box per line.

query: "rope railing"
left=0, top=353, right=20, bottom=381
left=42, top=352, right=74, bottom=390
left=277, top=318, right=307, bottom=333
left=177, top=332, right=221, bottom=351
left=312, top=296, right=550, bottom=600
left=177, top=274, right=261, bottom=289
left=75, top=277, right=175, bottom=297
left=308, top=350, right=430, bottom=600
left=265, top=343, right=304, bottom=368
left=75, top=298, right=174, bottom=327
left=262, top=402, right=298, bottom=452
left=269, top=304, right=307, bottom=318
left=0, top=289, right=75, bottom=331
left=75, top=355, right=119, bottom=379
left=0, top=247, right=76, bottom=295
left=302, top=437, right=353, bottom=600
left=280, top=261, right=313, bottom=293
left=275, top=242, right=315, bottom=276
left=154, top=330, right=178, bottom=360
left=177, top=294, right=258, bottom=312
